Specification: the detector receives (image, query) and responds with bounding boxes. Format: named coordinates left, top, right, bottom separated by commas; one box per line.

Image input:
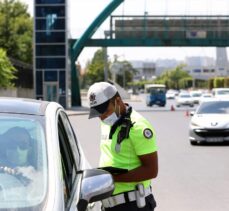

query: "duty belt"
left=102, top=186, right=151, bottom=208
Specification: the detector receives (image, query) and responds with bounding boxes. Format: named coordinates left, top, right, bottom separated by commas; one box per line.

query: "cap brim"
left=88, top=100, right=110, bottom=119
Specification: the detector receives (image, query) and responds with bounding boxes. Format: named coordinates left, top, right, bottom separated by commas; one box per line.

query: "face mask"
left=102, top=112, right=119, bottom=126
left=6, top=147, right=29, bottom=166
left=102, top=100, right=120, bottom=126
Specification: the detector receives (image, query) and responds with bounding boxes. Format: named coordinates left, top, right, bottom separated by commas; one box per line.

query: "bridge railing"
left=109, top=15, right=229, bottom=40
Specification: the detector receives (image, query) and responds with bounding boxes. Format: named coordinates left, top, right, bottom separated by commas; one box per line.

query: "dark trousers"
left=103, top=194, right=156, bottom=211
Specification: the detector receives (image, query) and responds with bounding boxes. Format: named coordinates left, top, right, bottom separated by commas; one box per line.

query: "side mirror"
left=190, top=111, right=195, bottom=116
left=77, top=169, right=114, bottom=211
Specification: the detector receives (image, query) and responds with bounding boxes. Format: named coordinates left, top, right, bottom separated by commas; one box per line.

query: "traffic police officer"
left=87, top=82, right=158, bottom=211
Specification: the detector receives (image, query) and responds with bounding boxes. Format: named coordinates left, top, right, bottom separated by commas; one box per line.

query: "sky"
left=21, top=0, right=229, bottom=67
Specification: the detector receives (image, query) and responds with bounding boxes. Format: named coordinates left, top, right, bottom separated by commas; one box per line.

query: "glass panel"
left=59, top=71, right=65, bottom=94
left=44, top=71, right=57, bottom=82
left=36, top=6, right=65, bottom=17
left=36, top=31, right=65, bottom=43
left=36, top=58, right=66, bottom=69
left=36, top=18, right=65, bottom=30
left=36, top=0, right=65, bottom=4
left=36, top=71, right=43, bottom=95
left=59, top=96, right=66, bottom=108
left=0, top=114, right=47, bottom=209
left=36, top=45, right=65, bottom=56
left=45, top=84, right=58, bottom=101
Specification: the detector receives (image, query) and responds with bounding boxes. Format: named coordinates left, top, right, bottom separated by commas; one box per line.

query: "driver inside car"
left=0, top=127, right=36, bottom=184
left=5, top=127, right=32, bottom=167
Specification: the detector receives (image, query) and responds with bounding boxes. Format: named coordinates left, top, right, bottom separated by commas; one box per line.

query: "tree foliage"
left=154, top=64, right=193, bottom=89
left=85, top=48, right=110, bottom=85
left=115, top=60, right=136, bottom=88
left=0, top=0, right=33, bottom=63
left=84, top=48, right=136, bottom=88
left=0, top=48, right=17, bottom=87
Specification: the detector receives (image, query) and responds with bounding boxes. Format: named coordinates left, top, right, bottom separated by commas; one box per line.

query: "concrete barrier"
left=0, top=88, right=34, bottom=98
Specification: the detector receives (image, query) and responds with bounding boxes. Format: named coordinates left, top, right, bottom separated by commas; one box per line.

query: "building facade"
left=34, top=0, right=68, bottom=107
left=130, top=61, right=156, bottom=81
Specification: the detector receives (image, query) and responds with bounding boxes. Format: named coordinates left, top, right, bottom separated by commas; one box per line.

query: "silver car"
left=189, top=100, right=229, bottom=145
left=0, top=98, right=114, bottom=210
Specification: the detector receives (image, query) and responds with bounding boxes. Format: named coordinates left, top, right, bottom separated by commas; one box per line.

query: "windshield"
left=192, top=93, right=201, bottom=97
left=180, top=94, right=191, bottom=98
left=197, top=101, right=229, bottom=114
left=150, top=88, right=165, bottom=94
left=0, top=114, right=47, bottom=209
left=217, top=90, right=229, bottom=95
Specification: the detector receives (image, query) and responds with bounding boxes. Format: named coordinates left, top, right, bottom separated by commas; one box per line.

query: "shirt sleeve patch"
left=143, top=128, right=153, bottom=139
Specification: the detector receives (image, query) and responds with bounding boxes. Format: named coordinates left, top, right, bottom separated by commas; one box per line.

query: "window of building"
left=36, top=18, right=65, bottom=30
left=36, top=45, right=66, bottom=56
left=36, top=71, right=43, bottom=95
left=36, top=6, right=65, bottom=17
left=193, top=69, right=201, bottom=73
left=36, top=58, right=66, bottom=69
left=59, top=71, right=66, bottom=94
left=36, top=31, right=65, bottom=43
left=44, top=71, right=58, bottom=81
left=36, top=0, right=65, bottom=4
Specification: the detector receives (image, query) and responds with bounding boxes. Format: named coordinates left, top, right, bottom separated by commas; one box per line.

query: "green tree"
left=0, top=0, right=33, bottom=63
left=115, top=60, right=136, bottom=88
left=155, top=64, right=192, bottom=89
left=0, top=48, right=17, bottom=87
left=85, top=48, right=111, bottom=85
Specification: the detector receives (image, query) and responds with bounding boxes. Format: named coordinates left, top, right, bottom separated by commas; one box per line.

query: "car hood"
left=192, top=114, right=229, bottom=128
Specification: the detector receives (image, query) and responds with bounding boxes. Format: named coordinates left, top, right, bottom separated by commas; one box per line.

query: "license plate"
left=206, top=137, right=223, bottom=142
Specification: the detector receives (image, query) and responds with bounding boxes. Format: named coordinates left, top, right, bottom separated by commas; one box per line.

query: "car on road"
left=175, top=92, right=194, bottom=107
left=212, top=88, right=229, bottom=99
left=166, top=89, right=179, bottom=99
left=199, top=93, right=213, bottom=103
left=0, top=98, right=114, bottom=211
left=189, top=100, right=229, bottom=145
left=190, top=91, right=202, bottom=104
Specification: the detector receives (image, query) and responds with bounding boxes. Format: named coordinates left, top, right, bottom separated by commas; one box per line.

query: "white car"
left=0, top=98, right=114, bottom=211
left=166, top=90, right=178, bottom=99
left=190, top=91, right=202, bottom=104
left=199, top=93, right=213, bottom=103
left=176, top=93, right=194, bottom=107
left=212, top=88, right=229, bottom=99
left=189, top=100, right=229, bottom=145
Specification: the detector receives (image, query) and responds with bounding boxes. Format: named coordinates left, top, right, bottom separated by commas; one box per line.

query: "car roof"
left=212, top=88, right=229, bottom=91
left=0, top=97, right=49, bottom=115
left=200, top=99, right=229, bottom=104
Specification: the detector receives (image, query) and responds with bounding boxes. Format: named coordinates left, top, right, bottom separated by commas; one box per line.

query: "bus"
left=145, top=84, right=166, bottom=107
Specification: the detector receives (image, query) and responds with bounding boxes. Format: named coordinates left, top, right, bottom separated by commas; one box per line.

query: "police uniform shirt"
left=99, top=108, right=158, bottom=195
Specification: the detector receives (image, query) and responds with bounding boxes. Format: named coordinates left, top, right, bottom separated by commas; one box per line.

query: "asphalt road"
left=69, top=99, right=229, bottom=211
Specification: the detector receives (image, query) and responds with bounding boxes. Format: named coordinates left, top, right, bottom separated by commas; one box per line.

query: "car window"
left=217, top=90, right=229, bottom=95
left=59, top=111, right=81, bottom=168
left=197, top=101, right=229, bottom=114
left=58, top=112, right=79, bottom=207
left=0, top=114, right=47, bottom=209
left=180, top=94, right=191, bottom=98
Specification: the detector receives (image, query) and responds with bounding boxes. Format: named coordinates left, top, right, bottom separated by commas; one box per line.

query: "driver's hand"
left=0, top=166, right=16, bottom=175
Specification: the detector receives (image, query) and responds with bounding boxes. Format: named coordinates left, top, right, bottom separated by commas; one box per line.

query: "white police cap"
left=87, top=82, right=117, bottom=119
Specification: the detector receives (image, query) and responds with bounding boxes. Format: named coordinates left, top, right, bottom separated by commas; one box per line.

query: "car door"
left=57, top=110, right=82, bottom=210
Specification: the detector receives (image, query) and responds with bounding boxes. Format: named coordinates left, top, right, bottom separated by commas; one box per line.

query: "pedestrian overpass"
left=71, top=0, right=229, bottom=106
left=84, top=15, right=229, bottom=47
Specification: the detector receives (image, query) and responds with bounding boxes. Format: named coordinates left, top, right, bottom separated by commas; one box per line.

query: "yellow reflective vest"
left=99, top=109, right=158, bottom=195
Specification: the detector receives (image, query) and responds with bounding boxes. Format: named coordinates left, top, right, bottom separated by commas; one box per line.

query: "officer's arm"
left=112, top=151, right=158, bottom=182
